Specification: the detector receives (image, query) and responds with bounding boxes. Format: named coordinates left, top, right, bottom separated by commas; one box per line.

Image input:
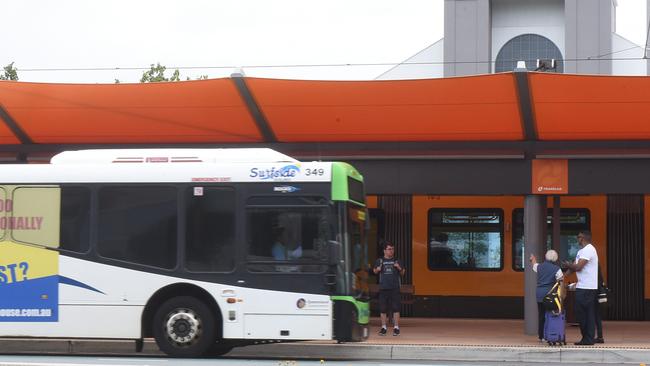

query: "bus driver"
left=272, top=226, right=303, bottom=260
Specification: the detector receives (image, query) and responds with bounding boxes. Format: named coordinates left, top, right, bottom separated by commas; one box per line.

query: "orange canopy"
left=530, top=73, right=650, bottom=140
left=0, top=79, right=261, bottom=144
left=246, top=73, right=522, bottom=142
left=0, top=72, right=649, bottom=147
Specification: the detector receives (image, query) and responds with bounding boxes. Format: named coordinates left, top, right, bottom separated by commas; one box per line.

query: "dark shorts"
left=379, top=288, right=401, bottom=313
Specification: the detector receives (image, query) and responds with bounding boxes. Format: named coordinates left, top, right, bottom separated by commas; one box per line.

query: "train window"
left=428, top=209, right=503, bottom=271
left=512, top=208, right=590, bottom=271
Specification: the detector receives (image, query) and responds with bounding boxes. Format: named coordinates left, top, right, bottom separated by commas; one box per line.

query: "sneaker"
left=379, top=327, right=387, bottom=336
left=594, top=338, right=604, bottom=344
left=393, top=328, right=400, bottom=336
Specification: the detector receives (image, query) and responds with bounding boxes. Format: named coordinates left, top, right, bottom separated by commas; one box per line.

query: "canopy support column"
left=524, top=194, right=546, bottom=335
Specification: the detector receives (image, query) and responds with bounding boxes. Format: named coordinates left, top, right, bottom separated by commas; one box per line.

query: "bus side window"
left=11, top=187, right=61, bottom=249
left=59, top=186, right=91, bottom=253
left=97, top=186, right=178, bottom=269
left=185, top=187, right=236, bottom=272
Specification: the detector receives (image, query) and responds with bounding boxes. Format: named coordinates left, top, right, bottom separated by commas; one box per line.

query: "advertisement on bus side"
left=0, top=186, right=60, bottom=322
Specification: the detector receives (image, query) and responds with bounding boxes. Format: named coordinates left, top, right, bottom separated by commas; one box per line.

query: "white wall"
left=375, top=39, right=445, bottom=80
left=612, top=33, right=648, bottom=75
left=491, top=0, right=565, bottom=71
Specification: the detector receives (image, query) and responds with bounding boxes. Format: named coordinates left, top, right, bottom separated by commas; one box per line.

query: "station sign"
left=532, top=159, right=568, bottom=194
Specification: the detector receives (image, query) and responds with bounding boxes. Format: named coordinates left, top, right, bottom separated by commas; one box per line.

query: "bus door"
left=242, top=195, right=334, bottom=340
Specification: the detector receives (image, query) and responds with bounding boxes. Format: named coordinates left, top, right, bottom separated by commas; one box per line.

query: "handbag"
left=598, top=283, right=609, bottom=304
left=542, top=281, right=563, bottom=313
left=597, top=266, right=609, bottom=304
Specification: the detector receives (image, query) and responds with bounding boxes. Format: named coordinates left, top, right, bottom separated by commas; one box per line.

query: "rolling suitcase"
left=544, top=310, right=566, bottom=346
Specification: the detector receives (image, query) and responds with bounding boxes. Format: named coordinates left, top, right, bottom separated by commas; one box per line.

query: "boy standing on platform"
left=373, top=241, right=405, bottom=336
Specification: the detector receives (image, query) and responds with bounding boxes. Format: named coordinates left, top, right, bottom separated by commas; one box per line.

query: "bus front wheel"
left=153, top=296, right=217, bottom=357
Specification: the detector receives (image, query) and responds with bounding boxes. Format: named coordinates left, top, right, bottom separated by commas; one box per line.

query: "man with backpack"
left=373, top=241, right=405, bottom=336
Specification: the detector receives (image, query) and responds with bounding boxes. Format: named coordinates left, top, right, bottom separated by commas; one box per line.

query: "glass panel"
left=246, top=200, right=332, bottom=273
left=512, top=208, right=590, bottom=270
left=98, top=186, right=177, bottom=269
left=367, top=208, right=384, bottom=286
left=349, top=207, right=369, bottom=298
left=428, top=209, right=503, bottom=270
left=495, top=34, right=564, bottom=73
left=185, top=187, right=236, bottom=272
left=347, top=177, right=365, bottom=205
left=59, top=187, right=91, bottom=253
left=248, top=196, right=329, bottom=206
left=12, top=187, right=61, bottom=248
left=441, top=213, right=501, bottom=224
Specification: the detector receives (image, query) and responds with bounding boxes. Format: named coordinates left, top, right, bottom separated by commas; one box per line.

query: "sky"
left=1, top=0, right=647, bottom=83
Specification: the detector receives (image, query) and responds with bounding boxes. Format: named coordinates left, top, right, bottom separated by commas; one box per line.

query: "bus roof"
left=0, top=149, right=365, bottom=186
left=0, top=162, right=331, bottom=183
left=51, top=148, right=298, bottom=165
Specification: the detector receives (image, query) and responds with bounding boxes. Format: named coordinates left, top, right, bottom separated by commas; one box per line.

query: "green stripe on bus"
left=331, top=296, right=370, bottom=324
left=331, top=162, right=363, bottom=203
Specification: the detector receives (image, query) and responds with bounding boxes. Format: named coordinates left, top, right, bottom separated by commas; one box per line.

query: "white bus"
left=0, top=149, right=370, bottom=357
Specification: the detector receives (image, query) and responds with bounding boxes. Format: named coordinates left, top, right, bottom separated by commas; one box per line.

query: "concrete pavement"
left=1, top=318, right=648, bottom=364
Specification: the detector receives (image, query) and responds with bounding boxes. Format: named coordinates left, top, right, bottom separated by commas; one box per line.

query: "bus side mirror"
left=328, top=240, right=342, bottom=266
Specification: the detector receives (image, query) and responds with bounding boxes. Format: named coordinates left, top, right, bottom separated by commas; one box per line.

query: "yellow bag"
left=542, top=280, right=563, bottom=314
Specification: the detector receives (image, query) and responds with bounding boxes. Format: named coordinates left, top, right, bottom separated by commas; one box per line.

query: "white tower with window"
left=378, top=0, right=647, bottom=79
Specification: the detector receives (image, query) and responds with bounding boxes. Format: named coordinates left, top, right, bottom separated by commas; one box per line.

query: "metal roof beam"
left=513, top=69, right=538, bottom=144
left=0, top=104, right=33, bottom=145
left=231, top=73, right=277, bottom=142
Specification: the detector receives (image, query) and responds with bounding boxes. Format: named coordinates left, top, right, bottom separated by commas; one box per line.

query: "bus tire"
left=153, top=296, right=217, bottom=357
